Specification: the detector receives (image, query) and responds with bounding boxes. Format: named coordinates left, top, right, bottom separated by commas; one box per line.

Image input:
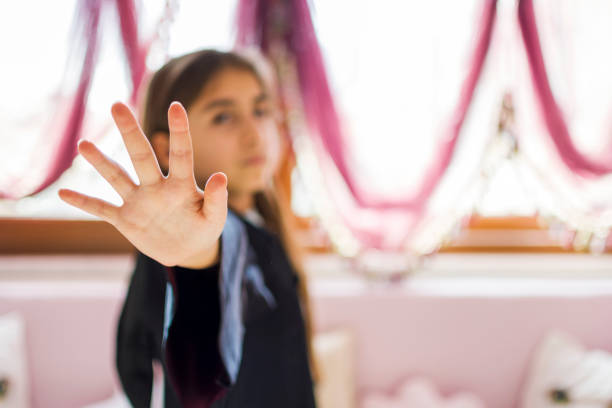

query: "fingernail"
left=110, top=102, right=124, bottom=114
left=206, top=172, right=227, bottom=189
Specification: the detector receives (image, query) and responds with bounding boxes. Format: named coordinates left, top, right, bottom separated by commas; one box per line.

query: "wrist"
left=177, top=239, right=220, bottom=269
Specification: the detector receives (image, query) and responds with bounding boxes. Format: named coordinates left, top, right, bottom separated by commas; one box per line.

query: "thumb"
left=202, top=172, right=228, bottom=225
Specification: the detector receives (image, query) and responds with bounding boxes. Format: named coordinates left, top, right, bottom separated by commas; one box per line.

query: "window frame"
left=2, top=215, right=601, bottom=255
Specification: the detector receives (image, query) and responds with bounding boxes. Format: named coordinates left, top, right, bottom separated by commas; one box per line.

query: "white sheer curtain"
left=513, top=0, right=612, bottom=251
left=295, top=0, right=511, bottom=254
left=0, top=0, right=237, bottom=218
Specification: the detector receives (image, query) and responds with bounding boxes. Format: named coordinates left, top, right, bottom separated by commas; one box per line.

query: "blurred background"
left=2, top=0, right=612, bottom=407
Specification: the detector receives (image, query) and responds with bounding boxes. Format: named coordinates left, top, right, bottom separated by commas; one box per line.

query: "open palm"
left=59, top=101, right=228, bottom=268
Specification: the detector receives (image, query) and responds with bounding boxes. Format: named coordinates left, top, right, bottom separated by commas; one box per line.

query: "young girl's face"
left=182, top=68, right=281, bottom=196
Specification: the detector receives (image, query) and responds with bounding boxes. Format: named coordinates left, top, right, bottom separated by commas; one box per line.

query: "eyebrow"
left=254, top=93, right=269, bottom=104
left=202, top=93, right=270, bottom=112
left=203, top=99, right=235, bottom=111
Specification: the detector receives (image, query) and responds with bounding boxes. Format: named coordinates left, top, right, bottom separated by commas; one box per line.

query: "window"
left=2, top=0, right=610, bottom=255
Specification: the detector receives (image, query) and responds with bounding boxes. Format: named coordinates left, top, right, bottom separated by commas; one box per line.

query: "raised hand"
left=58, top=102, right=228, bottom=268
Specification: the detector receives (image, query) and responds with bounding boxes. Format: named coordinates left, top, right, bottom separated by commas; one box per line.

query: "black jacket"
left=116, top=211, right=316, bottom=408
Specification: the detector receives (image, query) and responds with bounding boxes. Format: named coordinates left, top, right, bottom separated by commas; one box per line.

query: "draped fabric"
left=512, top=0, right=612, bottom=251
left=518, top=0, right=612, bottom=178
left=4, top=0, right=612, bottom=253
left=0, top=0, right=148, bottom=199
left=116, top=0, right=149, bottom=105
left=236, top=0, right=612, bottom=252
left=236, top=0, right=498, bottom=249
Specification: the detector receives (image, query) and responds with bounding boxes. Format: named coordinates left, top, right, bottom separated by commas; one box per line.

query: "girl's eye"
left=254, top=107, right=271, bottom=118
left=212, top=112, right=232, bottom=125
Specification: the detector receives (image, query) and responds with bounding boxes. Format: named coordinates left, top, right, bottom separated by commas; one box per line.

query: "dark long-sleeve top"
left=116, top=210, right=316, bottom=408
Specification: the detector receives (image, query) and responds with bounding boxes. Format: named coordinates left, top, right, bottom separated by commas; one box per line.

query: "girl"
left=58, top=50, right=317, bottom=408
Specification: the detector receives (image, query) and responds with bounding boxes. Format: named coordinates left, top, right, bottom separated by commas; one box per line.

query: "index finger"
left=111, top=102, right=163, bottom=186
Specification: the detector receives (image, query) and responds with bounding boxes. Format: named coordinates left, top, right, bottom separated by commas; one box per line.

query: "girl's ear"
left=150, top=131, right=170, bottom=175
left=275, top=116, right=289, bottom=152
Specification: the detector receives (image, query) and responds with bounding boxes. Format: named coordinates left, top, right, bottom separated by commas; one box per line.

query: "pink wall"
left=0, top=282, right=125, bottom=408
left=311, top=279, right=612, bottom=408
left=1, top=276, right=612, bottom=408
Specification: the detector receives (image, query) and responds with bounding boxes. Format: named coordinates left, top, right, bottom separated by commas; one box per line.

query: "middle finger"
left=167, top=101, right=195, bottom=181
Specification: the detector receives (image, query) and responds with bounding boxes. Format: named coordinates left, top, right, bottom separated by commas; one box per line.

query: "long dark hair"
left=140, top=49, right=318, bottom=382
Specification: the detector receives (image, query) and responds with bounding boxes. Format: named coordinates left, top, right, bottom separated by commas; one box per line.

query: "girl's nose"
left=242, top=117, right=264, bottom=147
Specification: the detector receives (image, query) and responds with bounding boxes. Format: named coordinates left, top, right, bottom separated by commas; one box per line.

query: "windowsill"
left=1, top=253, right=612, bottom=299
left=310, top=276, right=612, bottom=298
left=304, top=252, right=612, bottom=279
left=0, top=254, right=135, bottom=281
left=306, top=252, right=612, bottom=297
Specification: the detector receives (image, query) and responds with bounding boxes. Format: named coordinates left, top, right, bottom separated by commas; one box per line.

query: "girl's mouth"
left=244, top=155, right=266, bottom=166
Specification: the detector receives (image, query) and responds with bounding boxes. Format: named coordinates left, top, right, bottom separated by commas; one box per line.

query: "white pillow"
left=521, top=331, right=612, bottom=408
left=0, top=312, right=29, bottom=408
left=81, top=391, right=131, bottom=408
left=83, top=360, right=164, bottom=408
left=362, top=377, right=486, bottom=408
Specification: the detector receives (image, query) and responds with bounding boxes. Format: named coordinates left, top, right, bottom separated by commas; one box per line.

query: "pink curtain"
left=237, top=0, right=497, bottom=212
left=116, top=0, right=149, bottom=104
left=0, top=0, right=148, bottom=199
left=236, top=0, right=498, bottom=248
left=518, top=0, right=612, bottom=177
left=0, top=0, right=104, bottom=199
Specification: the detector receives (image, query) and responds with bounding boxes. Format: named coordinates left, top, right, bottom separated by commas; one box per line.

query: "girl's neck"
left=228, top=191, right=255, bottom=215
